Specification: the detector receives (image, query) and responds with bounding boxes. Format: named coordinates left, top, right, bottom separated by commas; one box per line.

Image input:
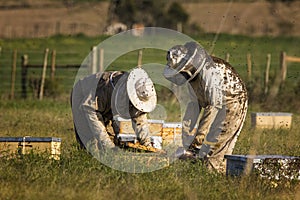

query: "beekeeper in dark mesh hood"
left=164, top=41, right=248, bottom=173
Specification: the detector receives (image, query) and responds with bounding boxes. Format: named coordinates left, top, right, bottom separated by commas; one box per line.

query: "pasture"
left=0, top=99, right=300, bottom=199
left=0, top=33, right=300, bottom=199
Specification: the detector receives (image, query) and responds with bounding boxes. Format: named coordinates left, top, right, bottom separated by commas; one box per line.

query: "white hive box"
left=224, top=154, right=300, bottom=181
left=251, top=112, right=292, bottom=129
left=0, top=137, right=61, bottom=160
left=117, top=134, right=163, bottom=149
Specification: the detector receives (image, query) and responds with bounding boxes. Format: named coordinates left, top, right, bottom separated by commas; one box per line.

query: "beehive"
left=0, top=137, right=61, bottom=160
left=117, top=117, right=164, bottom=135
left=224, top=154, right=300, bottom=181
left=161, top=122, right=182, bottom=145
left=251, top=112, right=292, bottom=129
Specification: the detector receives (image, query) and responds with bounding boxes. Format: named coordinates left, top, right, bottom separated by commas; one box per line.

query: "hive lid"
left=0, top=137, right=61, bottom=142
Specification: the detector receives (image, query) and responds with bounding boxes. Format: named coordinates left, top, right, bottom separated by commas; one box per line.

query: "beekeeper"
left=71, top=68, right=157, bottom=154
left=163, top=41, right=248, bottom=173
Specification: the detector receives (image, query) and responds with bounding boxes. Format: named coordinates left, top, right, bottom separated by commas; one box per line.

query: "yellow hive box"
left=162, top=123, right=197, bottom=146
left=162, top=122, right=182, bottom=145
left=0, top=137, right=61, bottom=160
left=251, top=112, right=292, bottom=129
left=117, top=117, right=164, bottom=135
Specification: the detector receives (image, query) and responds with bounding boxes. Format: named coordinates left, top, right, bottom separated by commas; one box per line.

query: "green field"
left=0, top=33, right=300, bottom=199
left=1, top=33, right=299, bottom=105
left=0, top=99, right=299, bottom=199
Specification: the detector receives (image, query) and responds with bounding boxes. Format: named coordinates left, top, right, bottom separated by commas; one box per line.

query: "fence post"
left=225, top=53, right=230, bottom=62
left=10, top=49, right=17, bottom=99
left=137, top=49, right=143, bottom=67
left=21, top=54, right=28, bottom=98
left=280, top=51, right=287, bottom=83
left=177, top=22, right=182, bottom=33
left=99, top=48, right=104, bottom=72
left=51, top=49, right=56, bottom=80
left=39, top=48, right=49, bottom=100
left=247, top=53, right=252, bottom=81
left=90, top=46, right=97, bottom=74
left=264, top=53, right=271, bottom=94
left=267, top=52, right=283, bottom=101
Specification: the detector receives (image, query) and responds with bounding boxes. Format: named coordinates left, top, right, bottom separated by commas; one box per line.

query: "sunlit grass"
left=0, top=99, right=299, bottom=199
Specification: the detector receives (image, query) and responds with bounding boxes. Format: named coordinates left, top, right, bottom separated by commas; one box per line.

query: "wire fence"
left=0, top=48, right=82, bottom=99
left=0, top=46, right=299, bottom=101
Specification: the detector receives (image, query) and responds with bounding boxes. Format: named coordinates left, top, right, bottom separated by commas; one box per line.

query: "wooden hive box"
left=161, top=122, right=197, bottom=146
left=0, top=137, right=61, bottom=160
left=251, top=112, right=292, bottom=129
left=161, top=122, right=183, bottom=146
left=117, top=117, right=164, bottom=135
left=224, top=154, right=300, bottom=181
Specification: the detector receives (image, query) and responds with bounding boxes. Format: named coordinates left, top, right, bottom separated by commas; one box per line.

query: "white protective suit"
left=71, top=70, right=156, bottom=154
left=164, top=42, right=248, bottom=173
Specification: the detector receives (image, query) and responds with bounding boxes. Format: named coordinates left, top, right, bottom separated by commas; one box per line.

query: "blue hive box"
left=224, top=154, right=300, bottom=181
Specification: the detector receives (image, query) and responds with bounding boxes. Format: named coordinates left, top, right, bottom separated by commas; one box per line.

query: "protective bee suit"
left=164, top=42, right=248, bottom=173
left=71, top=68, right=157, bottom=154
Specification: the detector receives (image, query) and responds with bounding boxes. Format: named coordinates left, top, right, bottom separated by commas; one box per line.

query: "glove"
left=174, top=147, right=197, bottom=160
left=189, top=133, right=205, bottom=150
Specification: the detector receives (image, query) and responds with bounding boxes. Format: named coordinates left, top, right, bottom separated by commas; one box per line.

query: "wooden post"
left=280, top=51, right=287, bottom=83
left=177, top=22, right=182, bottom=33
left=286, top=55, right=300, bottom=63
left=90, top=46, right=97, bottom=74
left=51, top=50, right=56, bottom=81
left=264, top=53, right=271, bottom=94
left=21, top=54, right=28, bottom=99
left=225, top=53, right=230, bottom=62
left=39, top=48, right=49, bottom=100
left=99, top=48, right=104, bottom=72
left=137, top=49, right=143, bottom=67
left=10, top=49, right=17, bottom=99
left=267, top=52, right=282, bottom=101
left=247, top=53, right=252, bottom=81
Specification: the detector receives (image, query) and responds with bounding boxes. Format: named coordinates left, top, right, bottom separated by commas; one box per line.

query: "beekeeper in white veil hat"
left=71, top=67, right=157, bottom=155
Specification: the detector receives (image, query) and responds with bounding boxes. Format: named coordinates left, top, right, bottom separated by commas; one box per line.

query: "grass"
left=0, top=99, right=300, bottom=200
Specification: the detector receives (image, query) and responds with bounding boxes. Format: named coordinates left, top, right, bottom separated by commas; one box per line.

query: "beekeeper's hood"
left=163, top=41, right=214, bottom=85
left=112, top=68, right=157, bottom=118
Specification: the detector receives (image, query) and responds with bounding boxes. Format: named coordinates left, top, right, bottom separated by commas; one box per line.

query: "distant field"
left=1, top=1, right=300, bottom=38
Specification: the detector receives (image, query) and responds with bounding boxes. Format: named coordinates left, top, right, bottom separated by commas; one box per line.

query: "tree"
left=167, top=2, right=189, bottom=25
left=112, top=0, right=189, bottom=30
